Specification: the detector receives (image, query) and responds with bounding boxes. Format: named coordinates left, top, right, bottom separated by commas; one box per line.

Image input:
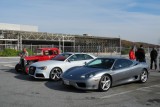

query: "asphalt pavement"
left=0, top=57, right=160, bottom=107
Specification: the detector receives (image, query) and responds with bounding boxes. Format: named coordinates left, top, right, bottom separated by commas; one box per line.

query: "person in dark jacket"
left=136, top=45, right=146, bottom=62
left=150, top=47, right=158, bottom=70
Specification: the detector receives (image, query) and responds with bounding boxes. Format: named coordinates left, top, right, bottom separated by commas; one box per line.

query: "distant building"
left=0, top=23, right=120, bottom=53
left=0, top=23, right=38, bottom=32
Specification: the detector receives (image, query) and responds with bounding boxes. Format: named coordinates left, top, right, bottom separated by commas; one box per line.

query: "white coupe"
left=28, top=52, right=96, bottom=80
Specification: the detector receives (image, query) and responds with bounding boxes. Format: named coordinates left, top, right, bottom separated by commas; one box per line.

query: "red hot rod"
left=15, top=47, right=60, bottom=73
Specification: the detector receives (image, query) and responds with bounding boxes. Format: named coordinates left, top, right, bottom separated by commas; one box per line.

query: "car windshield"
left=86, top=58, right=115, bottom=69
left=51, top=53, right=72, bottom=61
left=36, top=49, right=43, bottom=55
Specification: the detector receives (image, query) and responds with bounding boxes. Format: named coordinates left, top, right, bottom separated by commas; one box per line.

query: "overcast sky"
left=0, top=0, right=160, bottom=45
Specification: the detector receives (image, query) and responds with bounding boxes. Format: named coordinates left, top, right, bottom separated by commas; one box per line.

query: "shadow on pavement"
left=44, top=81, right=94, bottom=93
left=3, top=68, right=49, bottom=82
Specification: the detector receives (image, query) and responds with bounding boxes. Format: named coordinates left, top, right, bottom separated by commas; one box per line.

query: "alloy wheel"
left=140, top=70, right=148, bottom=83
left=99, top=75, right=111, bottom=91
left=50, top=68, right=62, bottom=81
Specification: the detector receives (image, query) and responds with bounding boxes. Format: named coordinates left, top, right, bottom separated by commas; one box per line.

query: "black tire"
left=139, top=70, right=148, bottom=83
left=15, top=63, right=22, bottom=72
left=99, top=75, right=111, bottom=92
left=49, top=67, right=62, bottom=81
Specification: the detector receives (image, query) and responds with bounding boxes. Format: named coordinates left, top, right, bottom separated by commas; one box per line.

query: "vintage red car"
left=15, top=47, right=60, bottom=74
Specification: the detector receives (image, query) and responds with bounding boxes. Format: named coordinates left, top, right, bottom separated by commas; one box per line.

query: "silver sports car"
left=61, top=57, right=149, bottom=91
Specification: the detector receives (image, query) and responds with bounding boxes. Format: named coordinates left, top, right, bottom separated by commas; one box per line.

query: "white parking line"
left=100, top=84, right=160, bottom=99
left=100, top=90, right=134, bottom=99
left=2, top=64, right=15, bottom=67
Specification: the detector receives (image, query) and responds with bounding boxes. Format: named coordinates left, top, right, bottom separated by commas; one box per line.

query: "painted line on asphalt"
left=2, top=64, right=15, bottom=67
left=100, top=90, right=134, bottom=99
left=100, top=84, right=160, bottom=99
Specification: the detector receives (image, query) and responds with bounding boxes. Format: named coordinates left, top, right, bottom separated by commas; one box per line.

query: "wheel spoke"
left=55, top=74, right=60, bottom=79
left=51, top=74, right=56, bottom=79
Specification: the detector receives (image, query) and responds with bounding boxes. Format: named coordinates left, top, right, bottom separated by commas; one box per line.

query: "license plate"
left=63, top=79, right=70, bottom=85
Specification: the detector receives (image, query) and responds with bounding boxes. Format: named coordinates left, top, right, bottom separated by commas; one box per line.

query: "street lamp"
left=119, top=35, right=121, bottom=56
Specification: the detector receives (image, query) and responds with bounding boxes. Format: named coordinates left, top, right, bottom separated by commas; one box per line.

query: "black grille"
left=29, top=66, right=36, bottom=75
left=76, top=82, right=86, bottom=88
left=36, top=74, right=44, bottom=77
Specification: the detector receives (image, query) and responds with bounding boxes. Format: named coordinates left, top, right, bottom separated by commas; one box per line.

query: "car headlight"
left=81, top=73, right=95, bottom=79
left=37, top=66, right=47, bottom=70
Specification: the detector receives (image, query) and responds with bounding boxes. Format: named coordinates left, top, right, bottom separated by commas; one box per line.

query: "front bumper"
left=62, top=77, right=100, bottom=90
left=28, top=66, right=50, bottom=79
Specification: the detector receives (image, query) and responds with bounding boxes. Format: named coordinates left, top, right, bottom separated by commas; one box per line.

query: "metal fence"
left=0, top=44, right=160, bottom=69
left=0, top=44, right=159, bottom=55
left=0, top=44, right=122, bottom=55
left=0, top=44, right=160, bottom=54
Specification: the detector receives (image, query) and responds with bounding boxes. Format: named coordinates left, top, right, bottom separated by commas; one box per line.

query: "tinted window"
left=84, top=54, right=94, bottom=60
left=68, top=55, right=78, bottom=61
left=68, top=54, right=86, bottom=61
left=48, top=50, right=53, bottom=55
left=52, top=53, right=72, bottom=61
left=86, top=58, right=115, bottom=69
left=113, top=59, right=133, bottom=70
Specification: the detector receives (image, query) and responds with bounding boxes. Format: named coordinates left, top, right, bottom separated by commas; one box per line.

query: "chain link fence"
left=0, top=44, right=159, bottom=55
left=0, top=44, right=160, bottom=69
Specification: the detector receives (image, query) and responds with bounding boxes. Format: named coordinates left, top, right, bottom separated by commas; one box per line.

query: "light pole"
left=119, top=35, right=121, bottom=56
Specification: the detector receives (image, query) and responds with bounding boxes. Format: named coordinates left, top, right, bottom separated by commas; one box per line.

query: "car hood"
left=62, top=66, right=107, bottom=79
left=31, top=60, right=64, bottom=67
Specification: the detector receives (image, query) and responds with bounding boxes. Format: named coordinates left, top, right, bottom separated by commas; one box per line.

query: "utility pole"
left=119, top=35, right=121, bottom=56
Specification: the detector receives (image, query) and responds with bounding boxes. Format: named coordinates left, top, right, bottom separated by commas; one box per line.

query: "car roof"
left=38, top=48, right=59, bottom=51
left=62, top=52, right=92, bottom=55
left=97, top=56, right=128, bottom=60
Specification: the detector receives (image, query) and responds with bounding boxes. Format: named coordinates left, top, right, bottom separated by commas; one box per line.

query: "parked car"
left=61, top=57, right=149, bottom=91
left=15, top=48, right=60, bottom=74
left=28, top=52, right=96, bottom=80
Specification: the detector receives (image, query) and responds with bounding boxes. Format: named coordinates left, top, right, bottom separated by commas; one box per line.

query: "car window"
left=113, top=59, right=133, bottom=70
left=86, top=58, right=115, bottom=69
left=48, top=50, right=53, bottom=55
left=76, top=54, right=85, bottom=60
left=37, top=49, right=43, bottom=55
left=52, top=53, right=72, bottom=61
left=44, top=50, right=49, bottom=55
left=68, top=55, right=78, bottom=61
left=68, top=54, right=85, bottom=61
left=88, top=59, right=102, bottom=66
left=84, top=54, right=94, bottom=60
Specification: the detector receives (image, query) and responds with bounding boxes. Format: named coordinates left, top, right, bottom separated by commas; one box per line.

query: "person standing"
left=150, top=47, right=158, bottom=70
left=136, top=45, right=146, bottom=62
left=129, top=46, right=136, bottom=60
left=19, top=48, right=28, bottom=69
